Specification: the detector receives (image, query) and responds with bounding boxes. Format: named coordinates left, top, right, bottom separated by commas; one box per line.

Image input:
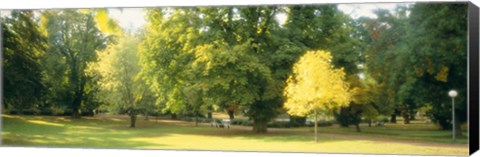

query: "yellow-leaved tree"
left=284, top=50, right=351, bottom=142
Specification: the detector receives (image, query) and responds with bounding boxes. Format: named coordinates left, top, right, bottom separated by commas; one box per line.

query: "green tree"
left=41, top=10, right=110, bottom=118
left=140, top=7, right=282, bottom=132
left=334, top=75, right=380, bottom=132
left=139, top=8, right=199, bottom=117
left=284, top=50, right=351, bottom=142
left=360, top=7, right=411, bottom=123
left=90, top=33, right=154, bottom=127
left=406, top=3, right=467, bottom=132
left=2, top=10, right=47, bottom=114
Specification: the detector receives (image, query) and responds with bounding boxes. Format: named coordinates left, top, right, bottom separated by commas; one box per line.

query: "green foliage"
left=91, top=33, right=155, bottom=127
left=41, top=10, right=110, bottom=118
left=2, top=11, right=47, bottom=114
left=406, top=3, right=467, bottom=130
left=359, top=3, right=467, bottom=129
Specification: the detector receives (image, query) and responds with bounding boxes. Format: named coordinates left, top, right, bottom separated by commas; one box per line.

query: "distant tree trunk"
left=72, top=96, right=82, bottom=119
left=16, top=97, right=24, bottom=115
left=403, top=113, right=410, bottom=124
left=368, top=119, right=372, bottom=127
left=207, top=112, right=212, bottom=119
left=227, top=104, right=237, bottom=120
left=195, top=117, right=198, bottom=127
left=252, top=119, right=268, bottom=133
left=70, top=62, right=86, bottom=119
left=390, top=114, right=397, bottom=123
left=227, top=110, right=235, bottom=120
left=409, top=109, right=416, bottom=120
left=314, top=110, right=318, bottom=143
left=130, top=114, right=137, bottom=128
left=171, top=113, right=177, bottom=120
left=355, top=124, right=361, bottom=132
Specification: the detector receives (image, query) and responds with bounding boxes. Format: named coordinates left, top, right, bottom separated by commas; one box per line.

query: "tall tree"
left=2, top=10, right=46, bottom=114
left=284, top=50, right=351, bottom=142
left=360, top=7, right=410, bottom=123
left=280, top=5, right=364, bottom=125
left=140, top=7, right=283, bottom=132
left=406, top=3, right=467, bottom=132
left=41, top=10, right=109, bottom=118
left=90, top=33, right=154, bottom=127
left=139, top=8, right=202, bottom=118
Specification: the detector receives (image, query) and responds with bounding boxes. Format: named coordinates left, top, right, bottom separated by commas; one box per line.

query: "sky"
left=0, top=3, right=401, bottom=31
left=108, top=3, right=402, bottom=32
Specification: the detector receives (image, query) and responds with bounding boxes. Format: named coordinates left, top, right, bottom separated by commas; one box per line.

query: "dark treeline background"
left=1, top=3, right=468, bottom=133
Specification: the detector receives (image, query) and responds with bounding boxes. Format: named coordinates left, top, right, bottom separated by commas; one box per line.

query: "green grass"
left=1, top=115, right=468, bottom=156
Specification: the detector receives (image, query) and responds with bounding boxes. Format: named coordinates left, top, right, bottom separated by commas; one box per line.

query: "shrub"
left=50, top=105, right=66, bottom=116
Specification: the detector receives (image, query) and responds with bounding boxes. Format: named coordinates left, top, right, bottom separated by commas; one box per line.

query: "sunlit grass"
left=1, top=115, right=468, bottom=155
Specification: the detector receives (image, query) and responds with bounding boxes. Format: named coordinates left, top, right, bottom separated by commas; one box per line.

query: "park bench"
left=375, top=121, right=385, bottom=126
left=210, top=119, right=231, bottom=129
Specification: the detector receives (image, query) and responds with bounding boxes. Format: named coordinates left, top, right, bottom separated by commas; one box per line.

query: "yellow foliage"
left=434, top=66, right=449, bottom=82
left=284, top=50, right=351, bottom=116
left=94, top=9, right=122, bottom=36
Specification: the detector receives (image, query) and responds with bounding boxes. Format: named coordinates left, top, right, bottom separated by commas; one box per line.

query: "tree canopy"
left=1, top=3, right=469, bottom=133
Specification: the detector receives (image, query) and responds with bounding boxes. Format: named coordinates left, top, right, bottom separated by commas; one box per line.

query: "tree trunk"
left=403, top=113, right=410, bottom=124
left=390, top=114, right=397, bottom=123
left=16, top=98, right=24, bottom=115
left=409, top=110, right=416, bottom=120
left=368, top=119, right=372, bottom=127
left=207, top=112, right=212, bottom=119
left=195, top=117, right=198, bottom=127
left=171, top=113, right=177, bottom=120
left=252, top=119, right=268, bottom=133
left=130, top=114, right=137, bottom=128
left=72, top=98, right=81, bottom=119
left=314, top=110, right=318, bottom=143
left=355, top=124, right=361, bottom=132
left=227, top=110, right=235, bottom=120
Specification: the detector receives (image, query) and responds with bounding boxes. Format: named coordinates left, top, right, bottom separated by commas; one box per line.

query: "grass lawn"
left=1, top=114, right=468, bottom=156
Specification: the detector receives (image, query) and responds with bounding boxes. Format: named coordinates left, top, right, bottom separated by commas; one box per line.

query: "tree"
left=2, top=10, right=46, bottom=114
left=280, top=5, right=364, bottom=125
left=140, top=7, right=283, bottom=132
left=284, top=50, right=350, bottom=142
left=41, top=10, right=110, bottom=118
left=90, top=33, right=154, bottom=127
left=360, top=7, right=411, bottom=123
left=139, top=8, right=202, bottom=119
left=405, top=3, right=467, bottom=133
left=334, top=75, right=380, bottom=132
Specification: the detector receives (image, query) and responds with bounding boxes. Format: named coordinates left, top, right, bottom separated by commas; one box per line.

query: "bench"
left=210, top=119, right=230, bottom=129
left=375, top=121, right=385, bottom=126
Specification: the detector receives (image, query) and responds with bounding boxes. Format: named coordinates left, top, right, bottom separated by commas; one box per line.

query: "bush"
left=268, top=121, right=291, bottom=128
left=231, top=119, right=252, bottom=126
left=376, top=116, right=389, bottom=123
left=289, top=116, right=307, bottom=127
left=50, top=105, right=66, bottom=116
left=305, top=120, right=333, bottom=127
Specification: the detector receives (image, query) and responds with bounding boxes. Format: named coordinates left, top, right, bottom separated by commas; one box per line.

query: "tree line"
left=2, top=3, right=468, bottom=134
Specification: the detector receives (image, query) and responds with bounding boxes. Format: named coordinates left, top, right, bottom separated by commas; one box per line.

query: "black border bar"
left=469, top=2, right=479, bottom=155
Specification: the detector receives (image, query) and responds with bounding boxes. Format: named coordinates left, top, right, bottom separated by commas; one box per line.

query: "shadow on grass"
left=1, top=115, right=469, bottom=149
left=1, top=115, right=168, bottom=149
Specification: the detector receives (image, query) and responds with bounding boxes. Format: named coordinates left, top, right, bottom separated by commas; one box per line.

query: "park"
left=1, top=3, right=470, bottom=156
